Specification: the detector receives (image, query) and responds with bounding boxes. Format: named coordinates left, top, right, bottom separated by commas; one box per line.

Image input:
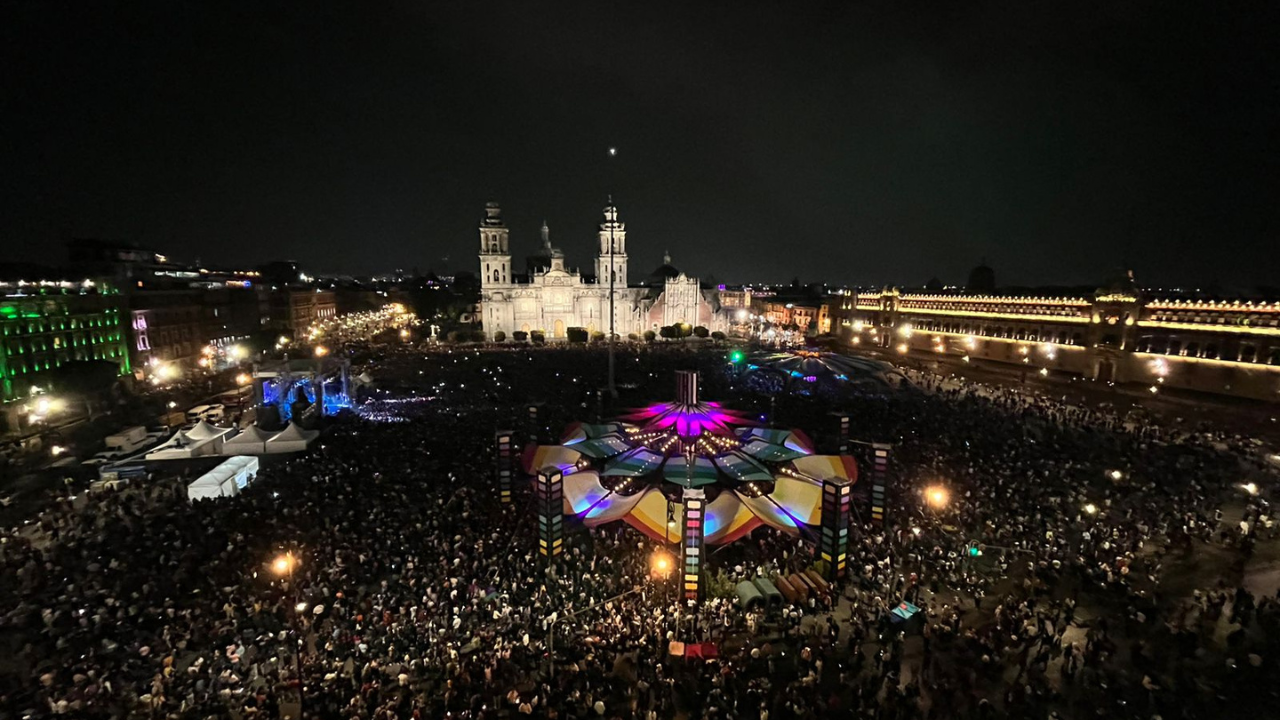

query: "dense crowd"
left=1, top=343, right=1278, bottom=719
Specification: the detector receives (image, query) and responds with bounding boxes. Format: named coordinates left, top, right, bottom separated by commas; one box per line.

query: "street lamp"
left=924, top=485, right=949, bottom=509
left=1083, top=503, right=1098, bottom=515
left=272, top=552, right=297, bottom=577
left=314, top=345, right=329, bottom=358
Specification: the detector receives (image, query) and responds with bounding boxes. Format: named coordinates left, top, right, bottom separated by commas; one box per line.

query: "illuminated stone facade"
left=478, top=202, right=727, bottom=340
left=833, top=290, right=1280, bottom=401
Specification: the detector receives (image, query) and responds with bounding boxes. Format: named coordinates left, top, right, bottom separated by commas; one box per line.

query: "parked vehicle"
left=104, top=426, right=150, bottom=455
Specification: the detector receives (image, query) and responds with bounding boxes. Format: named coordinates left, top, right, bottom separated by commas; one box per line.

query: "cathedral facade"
left=478, top=201, right=726, bottom=340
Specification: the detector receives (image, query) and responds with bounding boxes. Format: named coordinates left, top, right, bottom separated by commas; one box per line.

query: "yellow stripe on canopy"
left=625, top=488, right=681, bottom=543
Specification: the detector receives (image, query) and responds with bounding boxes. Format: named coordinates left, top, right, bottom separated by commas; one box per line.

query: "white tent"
left=221, top=425, right=275, bottom=455
left=187, top=455, right=260, bottom=501
left=265, top=422, right=319, bottom=454
left=146, top=422, right=237, bottom=460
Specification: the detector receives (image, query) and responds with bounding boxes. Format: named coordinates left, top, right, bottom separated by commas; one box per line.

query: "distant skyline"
left=2, top=2, right=1276, bottom=290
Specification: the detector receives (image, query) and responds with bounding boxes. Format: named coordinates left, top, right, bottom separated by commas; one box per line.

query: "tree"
left=531, top=330, right=546, bottom=344
left=677, top=323, right=694, bottom=339
left=711, top=331, right=726, bottom=341
left=446, top=330, right=460, bottom=343
left=512, top=330, right=528, bottom=342
left=45, top=360, right=121, bottom=420
left=627, top=332, right=639, bottom=341
left=566, top=327, right=589, bottom=343
left=643, top=330, right=656, bottom=343
left=659, top=326, right=675, bottom=340
left=590, top=331, right=606, bottom=343
left=693, top=325, right=709, bottom=338
left=493, top=330, right=506, bottom=342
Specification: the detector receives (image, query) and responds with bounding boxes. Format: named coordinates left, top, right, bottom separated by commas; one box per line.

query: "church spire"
left=663, top=250, right=671, bottom=265
left=541, top=219, right=551, bottom=250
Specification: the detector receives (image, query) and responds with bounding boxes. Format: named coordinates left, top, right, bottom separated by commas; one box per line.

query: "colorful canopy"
left=739, top=438, right=809, bottom=463
left=522, top=444, right=583, bottom=475
left=791, top=454, right=859, bottom=483
left=662, top=455, right=720, bottom=487
left=617, top=400, right=755, bottom=439
left=602, top=447, right=665, bottom=477
left=561, top=422, right=625, bottom=444
left=571, top=435, right=631, bottom=459
left=533, top=372, right=860, bottom=545
left=738, top=427, right=815, bottom=454
left=714, top=452, right=775, bottom=483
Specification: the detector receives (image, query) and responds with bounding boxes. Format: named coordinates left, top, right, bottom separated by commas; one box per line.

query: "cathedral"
left=478, top=201, right=727, bottom=340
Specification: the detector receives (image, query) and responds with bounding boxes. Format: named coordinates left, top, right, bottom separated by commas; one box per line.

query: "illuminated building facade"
left=128, top=289, right=206, bottom=373
left=833, top=289, right=1280, bottom=401
left=478, top=202, right=728, bottom=340
left=0, top=281, right=130, bottom=407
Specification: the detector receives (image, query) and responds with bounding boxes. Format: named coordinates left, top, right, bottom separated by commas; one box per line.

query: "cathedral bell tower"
left=479, top=201, right=510, bottom=289
left=594, top=201, right=628, bottom=286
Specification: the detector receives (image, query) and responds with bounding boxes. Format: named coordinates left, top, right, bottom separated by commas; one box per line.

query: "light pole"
left=272, top=552, right=304, bottom=715
left=607, top=196, right=617, bottom=399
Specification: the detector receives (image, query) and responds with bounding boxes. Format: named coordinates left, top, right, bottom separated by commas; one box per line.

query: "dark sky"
left=2, top=1, right=1277, bottom=289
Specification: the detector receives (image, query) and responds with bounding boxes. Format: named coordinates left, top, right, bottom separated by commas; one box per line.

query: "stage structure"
left=523, top=370, right=863, bottom=590
left=253, top=357, right=353, bottom=424
left=736, top=349, right=907, bottom=395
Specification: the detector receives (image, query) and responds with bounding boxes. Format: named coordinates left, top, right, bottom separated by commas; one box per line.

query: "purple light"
left=620, top=400, right=750, bottom=440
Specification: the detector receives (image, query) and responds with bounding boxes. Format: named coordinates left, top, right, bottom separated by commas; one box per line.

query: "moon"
left=608, top=147, right=617, bottom=157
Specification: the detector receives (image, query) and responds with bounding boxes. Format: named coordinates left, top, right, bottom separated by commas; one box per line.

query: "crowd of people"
left=1, top=341, right=1278, bottom=719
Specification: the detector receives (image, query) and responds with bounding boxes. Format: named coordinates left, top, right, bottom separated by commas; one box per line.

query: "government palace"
left=477, top=201, right=727, bottom=341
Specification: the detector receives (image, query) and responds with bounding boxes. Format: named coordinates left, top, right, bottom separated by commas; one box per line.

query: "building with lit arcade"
left=833, top=284, right=1280, bottom=401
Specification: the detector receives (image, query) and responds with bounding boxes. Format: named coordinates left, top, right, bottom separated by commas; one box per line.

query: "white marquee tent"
left=221, top=425, right=275, bottom=455
left=187, top=455, right=260, bottom=501
left=265, top=422, right=319, bottom=454
left=147, top=421, right=238, bottom=460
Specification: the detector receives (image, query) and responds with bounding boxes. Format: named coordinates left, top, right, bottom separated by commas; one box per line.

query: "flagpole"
left=607, top=148, right=618, bottom=399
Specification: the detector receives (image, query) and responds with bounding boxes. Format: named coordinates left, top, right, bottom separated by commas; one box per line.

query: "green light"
left=968, top=546, right=982, bottom=557
left=729, top=350, right=744, bottom=364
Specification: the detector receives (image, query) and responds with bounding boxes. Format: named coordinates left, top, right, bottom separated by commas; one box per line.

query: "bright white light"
left=1242, top=482, right=1259, bottom=496
left=1083, top=503, right=1098, bottom=515
left=608, top=147, right=617, bottom=156
left=897, top=324, right=913, bottom=338
left=1039, top=368, right=1048, bottom=376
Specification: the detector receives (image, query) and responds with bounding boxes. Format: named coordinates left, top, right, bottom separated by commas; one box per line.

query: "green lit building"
left=1, top=282, right=131, bottom=404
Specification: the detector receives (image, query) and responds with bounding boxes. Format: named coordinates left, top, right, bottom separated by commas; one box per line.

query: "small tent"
left=187, top=455, right=259, bottom=501
left=147, top=422, right=236, bottom=460
left=222, top=425, right=275, bottom=455
left=265, top=422, right=319, bottom=454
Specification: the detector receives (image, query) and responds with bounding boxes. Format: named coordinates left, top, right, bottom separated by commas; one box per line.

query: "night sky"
left=2, top=2, right=1276, bottom=290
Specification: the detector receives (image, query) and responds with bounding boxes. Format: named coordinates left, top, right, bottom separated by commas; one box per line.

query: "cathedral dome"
left=644, top=252, right=681, bottom=286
